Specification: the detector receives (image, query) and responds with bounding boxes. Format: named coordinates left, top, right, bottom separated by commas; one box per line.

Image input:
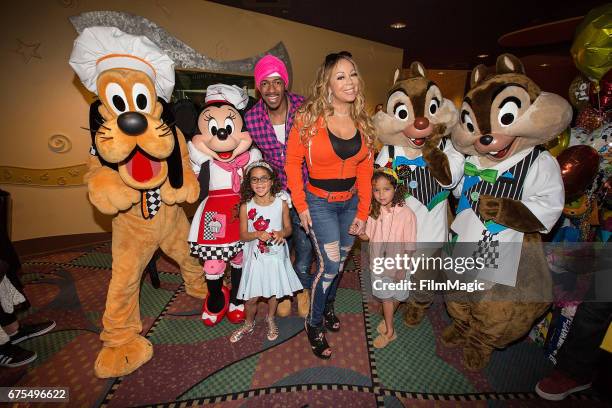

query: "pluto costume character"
left=373, top=62, right=464, bottom=325
left=444, top=54, right=570, bottom=370
left=187, top=84, right=262, bottom=326
left=70, top=27, right=207, bottom=378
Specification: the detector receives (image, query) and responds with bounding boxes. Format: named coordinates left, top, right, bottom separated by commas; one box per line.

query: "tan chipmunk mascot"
left=445, top=54, right=571, bottom=370
left=373, top=62, right=464, bottom=326
left=70, top=27, right=207, bottom=378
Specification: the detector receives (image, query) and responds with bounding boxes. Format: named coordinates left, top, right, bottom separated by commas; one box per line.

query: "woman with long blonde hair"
left=285, top=51, right=374, bottom=359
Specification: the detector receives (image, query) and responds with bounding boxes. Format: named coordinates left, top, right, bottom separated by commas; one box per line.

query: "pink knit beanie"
left=254, top=55, right=289, bottom=89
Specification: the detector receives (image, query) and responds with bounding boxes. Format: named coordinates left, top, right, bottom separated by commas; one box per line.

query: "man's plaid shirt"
left=245, top=92, right=307, bottom=190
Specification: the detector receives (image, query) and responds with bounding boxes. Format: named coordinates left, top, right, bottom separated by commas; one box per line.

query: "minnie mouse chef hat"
left=204, top=84, right=249, bottom=110
left=69, top=26, right=175, bottom=102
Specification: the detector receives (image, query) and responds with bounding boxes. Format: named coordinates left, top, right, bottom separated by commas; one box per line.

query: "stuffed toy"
left=373, top=62, right=464, bottom=325
left=445, top=53, right=571, bottom=370
left=187, top=84, right=262, bottom=326
left=69, top=27, right=207, bottom=378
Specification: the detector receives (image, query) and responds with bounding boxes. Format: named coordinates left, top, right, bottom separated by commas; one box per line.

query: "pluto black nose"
left=479, top=135, right=494, bottom=145
left=117, top=112, right=148, bottom=136
left=216, top=128, right=228, bottom=141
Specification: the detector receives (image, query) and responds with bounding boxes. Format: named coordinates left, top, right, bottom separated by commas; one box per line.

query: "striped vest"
left=385, top=138, right=450, bottom=210
left=457, top=147, right=543, bottom=231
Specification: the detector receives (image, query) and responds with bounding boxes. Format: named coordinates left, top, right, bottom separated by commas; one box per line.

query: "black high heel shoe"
left=305, top=322, right=331, bottom=360
left=323, top=303, right=340, bottom=332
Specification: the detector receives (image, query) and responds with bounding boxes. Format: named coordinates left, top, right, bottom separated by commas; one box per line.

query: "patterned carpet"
left=0, top=241, right=607, bottom=407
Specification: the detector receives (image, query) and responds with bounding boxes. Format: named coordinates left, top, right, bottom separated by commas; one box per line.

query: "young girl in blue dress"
left=230, top=161, right=303, bottom=343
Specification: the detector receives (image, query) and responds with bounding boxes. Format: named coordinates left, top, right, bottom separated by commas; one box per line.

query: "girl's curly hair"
left=369, top=170, right=407, bottom=220
left=238, top=164, right=282, bottom=207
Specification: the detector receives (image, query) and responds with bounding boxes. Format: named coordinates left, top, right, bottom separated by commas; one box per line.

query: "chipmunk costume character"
left=444, top=54, right=571, bottom=370
left=187, top=84, right=262, bottom=326
left=373, top=62, right=464, bottom=325
left=69, top=27, right=206, bottom=378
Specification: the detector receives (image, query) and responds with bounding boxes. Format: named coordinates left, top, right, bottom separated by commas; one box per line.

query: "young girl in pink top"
left=360, top=168, right=416, bottom=348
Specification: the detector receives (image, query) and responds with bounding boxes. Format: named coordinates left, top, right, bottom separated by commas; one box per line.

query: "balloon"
left=605, top=177, right=612, bottom=207
left=544, top=127, right=571, bottom=157
left=589, top=69, right=612, bottom=111
left=563, top=195, right=589, bottom=217
left=575, top=106, right=606, bottom=133
left=557, top=145, right=600, bottom=200
left=569, top=74, right=592, bottom=110
left=570, top=4, right=612, bottom=83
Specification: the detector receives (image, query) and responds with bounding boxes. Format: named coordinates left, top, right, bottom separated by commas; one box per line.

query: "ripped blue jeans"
left=306, top=191, right=357, bottom=327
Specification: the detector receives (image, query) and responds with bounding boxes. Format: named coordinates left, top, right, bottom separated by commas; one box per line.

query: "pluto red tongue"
left=131, top=150, right=154, bottom=182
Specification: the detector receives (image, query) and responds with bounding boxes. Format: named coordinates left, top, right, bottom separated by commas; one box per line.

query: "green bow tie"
left=464, top=162, right=499, bottom=184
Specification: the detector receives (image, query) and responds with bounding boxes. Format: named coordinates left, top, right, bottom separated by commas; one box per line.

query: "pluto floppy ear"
left=172, top=99, right=199, bottom=141
left=496, top=53, right=525, bottom=75
left=159, top=98, right=183, bottom=189
left=88, top=100, right=118, bottom=170
left=470, top=64, right=488, bottom=89
left=408, top=61, right=427, bottom=78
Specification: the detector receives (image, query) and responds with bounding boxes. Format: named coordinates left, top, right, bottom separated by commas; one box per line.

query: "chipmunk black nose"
left=480, top=135, right=494, bottom=145
left=118, top=112, right=148, bottom=136
left=216, top=128, right=228, bottom=141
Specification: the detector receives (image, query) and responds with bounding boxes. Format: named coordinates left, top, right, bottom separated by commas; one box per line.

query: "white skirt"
left=238, top=240, right=303, bottom=300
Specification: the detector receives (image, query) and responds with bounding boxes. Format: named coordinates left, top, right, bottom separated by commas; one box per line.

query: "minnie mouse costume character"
left=188, top=84, right=262, bottom=326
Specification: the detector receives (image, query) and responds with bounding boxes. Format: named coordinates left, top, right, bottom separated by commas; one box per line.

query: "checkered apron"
left=190, top=189, right=243, bottom=261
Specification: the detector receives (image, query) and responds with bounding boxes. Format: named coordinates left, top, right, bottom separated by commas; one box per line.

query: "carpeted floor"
left=0, top=240, right=607, bottom=407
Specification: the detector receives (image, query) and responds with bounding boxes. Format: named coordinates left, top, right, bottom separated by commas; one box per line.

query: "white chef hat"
left=204, top=84, right=249, bottom=110
left=69, top=26, right=175, bottom=101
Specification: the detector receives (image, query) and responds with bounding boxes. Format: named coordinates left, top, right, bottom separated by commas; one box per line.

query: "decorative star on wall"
left=15, top=39, right=42, bottom=63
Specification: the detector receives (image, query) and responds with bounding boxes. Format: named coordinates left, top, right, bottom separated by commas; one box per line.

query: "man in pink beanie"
left=253, top=55, right=289, bottom=93
left=245, top=54, right=313, bottom=318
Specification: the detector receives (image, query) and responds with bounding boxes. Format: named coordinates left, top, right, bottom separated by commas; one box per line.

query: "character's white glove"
left=276, top=190, right=292, bottom=208
left=188, top=141, right=211, bottom=174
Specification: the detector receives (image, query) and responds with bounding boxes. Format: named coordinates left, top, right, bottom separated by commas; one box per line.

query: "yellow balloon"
left=544, top=128, right=571, bottom=157
left=570, top=4, right=612, bottom=83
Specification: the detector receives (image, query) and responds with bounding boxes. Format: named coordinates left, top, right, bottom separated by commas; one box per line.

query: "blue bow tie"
left=395, top=156, right=427, bottom=168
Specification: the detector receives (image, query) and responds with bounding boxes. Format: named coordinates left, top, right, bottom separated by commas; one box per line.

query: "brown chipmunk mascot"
left=444, top=54, right=571, bottom=370
left=373, top=62, right=464, bottom=326
left=69, top=27, right=207, bottom=378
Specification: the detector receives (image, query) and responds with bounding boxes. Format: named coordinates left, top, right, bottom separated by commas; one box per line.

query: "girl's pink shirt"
left=365, top=205, right=417, bottom=249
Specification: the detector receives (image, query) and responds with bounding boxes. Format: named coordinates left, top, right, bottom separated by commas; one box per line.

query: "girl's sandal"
left=265, top=316, right=279, bottom=341
left=305, top=322, right=332, bottom=359
left=376, top=320, right=387, bottom=335
left=230, top=321, right=255, bottom=343
left=373, top=331, right=397, bottom=349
